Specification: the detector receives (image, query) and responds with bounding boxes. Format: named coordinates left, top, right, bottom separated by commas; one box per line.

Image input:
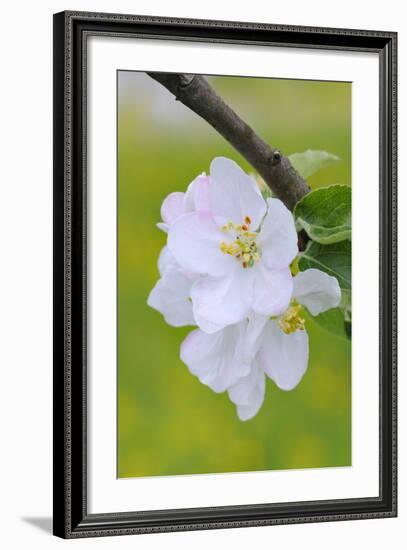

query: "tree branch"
left=147, top=72, right=309, bottom=211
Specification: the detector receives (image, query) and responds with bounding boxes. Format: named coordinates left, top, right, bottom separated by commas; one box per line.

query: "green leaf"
left=294, top=184, right=351, bottom=244
left=288, top=149, right=340, bottom=179
left=299, top=240, right=351, bottom=340
left=299, top=240, right=351, bottom=291
left=311, top=288, right=351, bottom=341
left=309, top=307, right=350, bottom=341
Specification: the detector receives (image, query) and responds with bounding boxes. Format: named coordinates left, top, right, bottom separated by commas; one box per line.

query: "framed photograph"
left=53, top=10, right=397, bottom=538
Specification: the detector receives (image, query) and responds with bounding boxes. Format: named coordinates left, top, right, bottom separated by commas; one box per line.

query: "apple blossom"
left=147, top=156, right=343, bottom=422
left=180, top=268, right=341, bottom=420
left=168, top=157, right=298, bottom=333
left=253, top=268, right=341, bottom=392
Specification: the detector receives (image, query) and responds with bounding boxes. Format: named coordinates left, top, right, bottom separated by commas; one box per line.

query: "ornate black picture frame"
left=53, top=10, right=397, bottom=538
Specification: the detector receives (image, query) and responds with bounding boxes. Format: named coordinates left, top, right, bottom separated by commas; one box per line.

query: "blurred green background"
left=117, top=72, right=351, bottom=478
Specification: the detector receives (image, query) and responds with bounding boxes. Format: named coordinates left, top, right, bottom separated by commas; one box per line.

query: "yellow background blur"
left=118, top=72, right=351, bottom=478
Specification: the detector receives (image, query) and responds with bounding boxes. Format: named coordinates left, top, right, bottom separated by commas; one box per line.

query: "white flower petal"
left=243, top=312, right=269, bottom=364
left=168, top=212, right=232, bottom=276
left=293, top=268, right=342, bottom=316
left=258, top=198, right=298, bottom=270
left=180, top=324, right=250, bottom=393
left=252, top=265, right=293, bottom=317
left=229, top=361, right=266, bottom=421
left=147, top=269, right=195, bottom=327
left=184, top=173, right=211, bottom=213
left=160, top=191, right=185, bottom=225
left=228, top=361, right=265, bottom=405
left=210, top=157, right=267, bottom=228
left=191, top=266, right=254, bottom=333
left=258, top=320, right=309, bottom=391
left=236, top=403, right=261, bottom=421
left=157, top=245, right=179, bottom=276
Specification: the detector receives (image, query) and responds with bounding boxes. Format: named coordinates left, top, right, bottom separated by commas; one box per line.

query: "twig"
left=147, top=72, right=309, bottom=211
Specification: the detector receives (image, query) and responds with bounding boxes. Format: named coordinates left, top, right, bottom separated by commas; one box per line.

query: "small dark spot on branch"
left=271, top=150, right=282, bottom=165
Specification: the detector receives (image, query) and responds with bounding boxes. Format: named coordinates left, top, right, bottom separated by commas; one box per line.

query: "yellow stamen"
left=278, top=301, right=306, bottom=334
left=219, top=217, right=262, bottom=269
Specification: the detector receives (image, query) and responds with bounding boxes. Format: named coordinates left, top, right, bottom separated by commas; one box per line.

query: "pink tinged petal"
left=184, top=173, right=211, bottom=213
left=209, top=157, right=267, bottom=228
left=168, top=212, right=232, bottom=277
left=258, top=198, right=299, bottom=270
left=160, top=191, right=185, bottom=225
left=191, top=266, right=254, bottom=333
left=147, top=269, right=195, bottom=327
left=229, top=361, right=266, bottom=421
left=180, top=324, right=250, bottom=393
left=157, top=245, right=179, bottom=276
left=293, top=268, right=341, bottom=316
left=252, top=265, right=293, bottom=317
left=258, top=320, right=309, bottom=391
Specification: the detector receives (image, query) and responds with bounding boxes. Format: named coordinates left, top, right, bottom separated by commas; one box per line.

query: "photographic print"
left=117, top=71, right=352, bottom=479
left=54, top=12, right=396, bottom=537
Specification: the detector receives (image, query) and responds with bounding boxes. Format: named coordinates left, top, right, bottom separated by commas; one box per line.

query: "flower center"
left=219, top=216, right=262, bottom=269
left=278, top=300, right=306, bottom=334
